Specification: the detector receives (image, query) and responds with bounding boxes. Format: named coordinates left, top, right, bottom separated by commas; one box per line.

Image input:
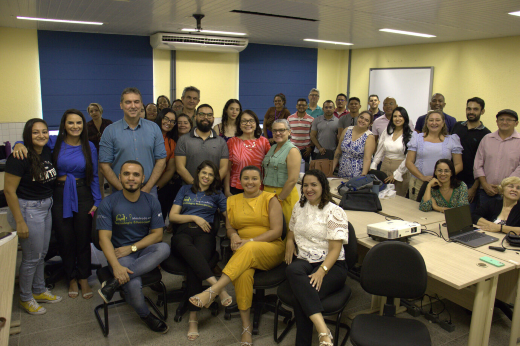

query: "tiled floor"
left=8, top=232, right=516, bottom=346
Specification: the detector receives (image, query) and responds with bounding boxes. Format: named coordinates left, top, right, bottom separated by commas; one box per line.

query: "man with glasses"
left=99, top=87, right=166, bottom=199
left=175, top=104, right=229, bottom=184
left=181, top=86, right=201, bottom=119
left=288, top=98, right=314, bottom=163
left=474, top=109, right=520, bottom=205
left=310, top=100, right=339, bottom=160
left=333, top=93, right=349, bottom=119
left=306, top=88, right=323, bottom=118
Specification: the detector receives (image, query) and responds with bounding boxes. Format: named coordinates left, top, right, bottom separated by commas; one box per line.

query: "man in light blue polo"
left=306, top=88, right=324, bottom=118
left=99, top=88, right=166, bottom=199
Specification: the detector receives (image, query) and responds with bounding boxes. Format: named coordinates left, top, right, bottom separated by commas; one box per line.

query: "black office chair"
left=274, top=221, right=357, bottom=346
left=415, top=181, right=429, bottom=202
left=91, top=212, right=168, bottom=337
left=157, top=212, right=221, bottom=321
left=350, top=241, right=431, bottom=346
left=223, top=215, right=292, bottom=335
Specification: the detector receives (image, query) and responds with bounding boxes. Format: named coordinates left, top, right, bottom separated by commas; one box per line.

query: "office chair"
left=350, top=241, right=431, bottom=346
left=274, top=222, right=358, bottom=346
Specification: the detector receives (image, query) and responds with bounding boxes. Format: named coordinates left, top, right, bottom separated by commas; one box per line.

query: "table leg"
left=468, top=276, right=498, bottom=346
left=509, top=269, right=520, bottom=346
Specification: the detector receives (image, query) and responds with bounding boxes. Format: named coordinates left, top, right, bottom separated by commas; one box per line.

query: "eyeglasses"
left=498, top=118, right=516, bottom=123
left=163, top=117, right=176, bottom=124
left=309, top=94, right=319, bottom=98
left=272, top=129, right=287, bottom=134
left=197, top=112, right=214, bottom=118
left=173, top=105, right=183, bottom=110
left=241, top=119, right=255, bottom=125
left=435, top=169, right=451, bottom=174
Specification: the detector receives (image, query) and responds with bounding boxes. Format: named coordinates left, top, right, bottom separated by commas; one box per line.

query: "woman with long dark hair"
left=370, top=107, right=413, bottom=196
left=5, top=119, right=62, bottom=314
left=157, top=95, right=171, bottom=112
left=263, top=93, right=291, bottom=144
left=214, top=99, right=242, bottom=141
left=170, top=113, right=193, bottom=143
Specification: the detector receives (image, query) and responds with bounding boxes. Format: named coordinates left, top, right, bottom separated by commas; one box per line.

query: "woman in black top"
left=4, top=119, right=62, bottom=315
left=472, top=176, right=520, bottom=234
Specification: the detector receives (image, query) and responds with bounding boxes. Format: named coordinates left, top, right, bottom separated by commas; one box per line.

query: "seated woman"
left=419, top=159, right=469, bottom=213
left=189, top=166, right=285, bottom=346
left=332, top=111, right=376, bottom=179
left=169, top=160, right=232, bottom=340
left=472, top=176, right=520, bottom=234
left=285, top=170, right=349, bottom=346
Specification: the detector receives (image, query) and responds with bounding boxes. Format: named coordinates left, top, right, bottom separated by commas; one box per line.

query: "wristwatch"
left=320, top=264, right=329, bottom=275
left=131, top=244, right=137, bottom=253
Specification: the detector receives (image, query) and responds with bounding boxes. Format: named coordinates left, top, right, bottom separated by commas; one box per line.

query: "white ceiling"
left=2, top=0, right=520, bottom=49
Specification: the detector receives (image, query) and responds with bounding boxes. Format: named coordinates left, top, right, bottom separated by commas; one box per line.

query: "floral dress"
left=338, top=127, right=372, bottom=179
left=419, top=182, right=469, bottom=212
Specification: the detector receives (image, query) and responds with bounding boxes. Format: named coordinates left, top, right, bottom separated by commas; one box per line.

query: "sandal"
left=187, top=320, right=199, bottom=341
left=241, top=324, right=253, bottom=346
left=318, top=329, right=333, bottom=346
left=79, top=279, right=93, bottom=300
left=68, top=280, right=78, bottom=299
left=189, top=287, right=217, bottom=308
left=220, top=292, right=233, bottom=307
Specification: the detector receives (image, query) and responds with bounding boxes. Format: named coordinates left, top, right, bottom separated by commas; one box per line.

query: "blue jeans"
left=109, top=242, right=170, bottom=317
left=7, top=198, right=53, bottom=301
left=479, top=189, right=502, bottom=207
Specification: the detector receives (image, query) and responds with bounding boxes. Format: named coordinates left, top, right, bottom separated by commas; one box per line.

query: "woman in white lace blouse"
left=285, top=169, right=349, bottom=346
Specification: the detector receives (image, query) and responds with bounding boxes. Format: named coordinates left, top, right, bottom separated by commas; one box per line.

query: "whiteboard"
left=368, top=67, right=433, bottom=125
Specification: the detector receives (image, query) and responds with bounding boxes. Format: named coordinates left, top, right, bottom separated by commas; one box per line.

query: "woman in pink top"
left=226, top=110, right=271, bottom=196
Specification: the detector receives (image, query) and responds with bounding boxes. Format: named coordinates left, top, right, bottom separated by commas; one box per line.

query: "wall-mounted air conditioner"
left=150, top=33, right=248, bottom=53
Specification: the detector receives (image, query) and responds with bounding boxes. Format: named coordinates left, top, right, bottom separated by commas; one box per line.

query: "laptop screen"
left=444, top=205, right=474, bottom=237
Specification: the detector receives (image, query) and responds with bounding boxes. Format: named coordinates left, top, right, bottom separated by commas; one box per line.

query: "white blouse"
left=370, top=130, right=409, bottom=181
left=289, top=202, right=349, bottom=263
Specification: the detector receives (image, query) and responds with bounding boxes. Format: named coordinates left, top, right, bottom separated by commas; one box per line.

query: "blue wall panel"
left=239, top=43, right=317, bottom=122
left=38, top=31, right=153, bottom=128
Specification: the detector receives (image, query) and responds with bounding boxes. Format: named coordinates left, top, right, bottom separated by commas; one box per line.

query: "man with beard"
left=99, top=88, right=166, bottom=199
left=415, top=93, right=457, bottom=133
left=451, top=97, right=491, bottom=211
left=97, top=160, right=170, bottom=333
left=175, top=104, right=229, bottom=184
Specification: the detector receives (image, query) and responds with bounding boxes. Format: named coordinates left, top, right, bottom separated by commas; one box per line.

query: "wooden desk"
left=358, top=233, right=514, bottom=346
left=0, top=231, right=17, bottom=345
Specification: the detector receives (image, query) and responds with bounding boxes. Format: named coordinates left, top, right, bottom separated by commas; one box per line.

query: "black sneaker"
left=141, top=312, right=169, bottom=333
left=98, top=278, right=120, bottom=303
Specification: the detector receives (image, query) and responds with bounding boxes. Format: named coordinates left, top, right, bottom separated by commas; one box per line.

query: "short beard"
left=122, top=185, right=140, bottom=193
left=196, top=119, right=214, bottom=132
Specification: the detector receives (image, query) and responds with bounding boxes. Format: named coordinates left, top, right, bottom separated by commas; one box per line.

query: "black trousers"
left=52, top=183, right=94, bottom=281
left=286, top=258, right=348, bottom=346
left=229, top=186, right=244, bottom=195
left=157, top=181, right=176, bottom=222
left=172, top=223, right=216, bottom=311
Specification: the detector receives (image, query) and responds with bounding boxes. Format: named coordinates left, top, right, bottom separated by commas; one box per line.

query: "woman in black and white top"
left=285, top=169, right=349, bottom=346
left=4, top=119, right=62, bottom=315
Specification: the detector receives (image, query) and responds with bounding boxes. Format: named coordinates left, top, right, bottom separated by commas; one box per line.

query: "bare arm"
left=337, top=127, right=345, bottom=143
left=156, top=158, right=176, bottom=189
left=452, top=153, right=463, bottom=175
left=219, top=158, right=229, bottom=182
left=310, top=130, right=323, bottom=152
left=308, top=240, right=343, bottom=291
left=99, top=162, right=123, bottom=190
left=250, top=197, right=283, bottom=242
left=405, top=151, right=431, bottom=182
left=4, top=173, right=29, bottom=238
left=224, top=161, right=232, bottom=197
left=332, top=128, right=348, bottom=170
left=361, top=134, right=376, bottom=175
left=142, top=158, right=166, bottom=193
left=175, top=156, right=194, bottom=184
left=278, top=148, right=301, bottom=201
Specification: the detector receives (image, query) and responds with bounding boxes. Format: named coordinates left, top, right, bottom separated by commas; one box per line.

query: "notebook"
left=444, top=205, right=498, bottom=248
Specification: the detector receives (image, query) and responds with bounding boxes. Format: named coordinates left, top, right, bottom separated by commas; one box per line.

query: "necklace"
left=242, top=191, right=262, bottom=214
left=243, top=139, right=256, bottom=151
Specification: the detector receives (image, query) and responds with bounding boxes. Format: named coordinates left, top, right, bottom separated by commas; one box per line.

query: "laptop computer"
left=444, top=205, right=499, bottom=248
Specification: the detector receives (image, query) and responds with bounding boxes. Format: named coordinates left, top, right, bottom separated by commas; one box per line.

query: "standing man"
left=474, top=109, right=520, bottom=205
left=415, top=93, right=457, bottom=133
left=306, top=88, right=323, bottom=118
left=372, top=97, right=415, bottom=143
left=97, top=160, right=170, bottom=333
left=337, top=97, right=362, bottom=141
left=368, top=94, right=385, bottom=122
left=310, top=100, right=339, bottom=160
left=99, top=88, right=166, bottom=199
left=180, top=86, right=201, bottom=119
left=175, top=104, right=229, bottom=184
left=288, top=98, right=314, bottom=163
left=451, top=97, right=491, bottom=211
left=333, top=93, right=350, bottom=119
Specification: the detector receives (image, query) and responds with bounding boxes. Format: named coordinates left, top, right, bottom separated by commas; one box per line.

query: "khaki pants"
left=380, top=157, right=410, bottom=197
left=408, top=176, right=425, bottom=201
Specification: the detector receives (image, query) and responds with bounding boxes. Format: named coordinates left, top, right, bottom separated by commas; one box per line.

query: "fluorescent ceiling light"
left=509, top=11, right=520, bottom=17
left=17, top=16, right=103, bottom=25
left=303, top=38, right=353, bottom=46
left=379, top=28, right=435, bottom=38
left=181, top=29, right=246, bottom=36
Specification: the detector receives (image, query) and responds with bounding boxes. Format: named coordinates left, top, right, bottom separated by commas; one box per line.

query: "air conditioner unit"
left=150, top=33, right=248, bottom=53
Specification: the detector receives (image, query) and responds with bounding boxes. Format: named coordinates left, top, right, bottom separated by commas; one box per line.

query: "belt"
left=56, top=178, right=87, bottom=187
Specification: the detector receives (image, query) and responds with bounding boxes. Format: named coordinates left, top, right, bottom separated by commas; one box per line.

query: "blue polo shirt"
left=173, top=185, right=227, bottom=223
left=99, top=118, right=167, bottom=184
left=306, top=105, right=324, bottom=118
left=96, top=190, right=164, bottom=248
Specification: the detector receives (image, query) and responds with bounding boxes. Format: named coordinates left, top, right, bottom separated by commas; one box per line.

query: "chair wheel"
left=174, top=315, right=182, bottom=322
left=224, top=312, right=231, bottom=320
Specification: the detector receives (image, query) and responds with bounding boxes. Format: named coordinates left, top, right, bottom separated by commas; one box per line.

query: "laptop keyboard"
left=456, top=232, right=486, bottom=242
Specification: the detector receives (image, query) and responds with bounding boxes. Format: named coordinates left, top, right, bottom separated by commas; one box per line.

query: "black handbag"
left=505, top=232, right=520, bottom=247
left=339, top=190, right=382, bottom=212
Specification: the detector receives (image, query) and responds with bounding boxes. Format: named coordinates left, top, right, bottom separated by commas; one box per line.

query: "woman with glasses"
left=87, top=103, right=112, bottom=198
left=154, top=108, right=177, bottom=222
left=419, top=159, right=468, bottom=212
left=263, top=93, right=291, bottom=145
left=226, top=110, right=271, bottom=196
left=262, top=119, right=301, bottom=226
left=214, top=99, right=242, bottom=142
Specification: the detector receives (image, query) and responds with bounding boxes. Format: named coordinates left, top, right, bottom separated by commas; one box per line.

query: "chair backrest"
left=343, top=221, right=358, bottom=271
left=360, top=241, right=427, bottom=299
left=282, top=214, right=287, bottom=240
left=416, top=181, right=429, bottom=202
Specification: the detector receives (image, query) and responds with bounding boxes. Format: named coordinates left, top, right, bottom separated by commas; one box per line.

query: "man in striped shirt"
left=288, top=98, right=314, bottom=162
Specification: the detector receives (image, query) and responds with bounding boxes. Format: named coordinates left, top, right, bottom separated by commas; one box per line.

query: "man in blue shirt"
left=415, top=93, right=457, bottom=133
left=99, top=88, right=167, bottom=199
left=97, top=160, right=170, bottom=333
left=306, top=88, right=324, bottom=118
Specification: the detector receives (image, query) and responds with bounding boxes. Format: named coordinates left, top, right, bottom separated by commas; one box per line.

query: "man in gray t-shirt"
left=310, top=100, right=339, bottom=160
